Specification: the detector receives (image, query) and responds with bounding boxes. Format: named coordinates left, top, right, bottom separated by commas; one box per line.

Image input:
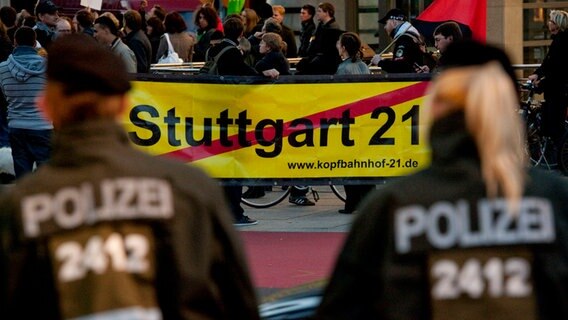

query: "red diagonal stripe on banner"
left=162, top=81, right=429, bottom=162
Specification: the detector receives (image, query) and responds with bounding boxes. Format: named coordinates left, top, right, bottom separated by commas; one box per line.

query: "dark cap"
left=35, top=0, right=60, bottom=15
left=378, top=8, right=407, bottom=24
left=47, top=34, right=131, bottom=96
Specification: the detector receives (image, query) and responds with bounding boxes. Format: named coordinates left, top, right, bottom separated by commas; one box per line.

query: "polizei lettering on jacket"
left=395, top=198, right=555, bottom=254
left=22, top=178, right=174, bottom=237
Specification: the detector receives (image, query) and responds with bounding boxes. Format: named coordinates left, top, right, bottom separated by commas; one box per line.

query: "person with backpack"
left=199, top=16, right=277, bottom=225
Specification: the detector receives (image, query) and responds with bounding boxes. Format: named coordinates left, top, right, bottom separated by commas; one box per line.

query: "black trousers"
left=344, top=185, right=375, bottom=212
left=223, top=185, right=244, bottom=221
left=541, top=90, right=568, bottom=148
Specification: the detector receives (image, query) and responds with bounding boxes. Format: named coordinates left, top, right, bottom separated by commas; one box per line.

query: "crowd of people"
left=0, top=0, right=567, bottom=319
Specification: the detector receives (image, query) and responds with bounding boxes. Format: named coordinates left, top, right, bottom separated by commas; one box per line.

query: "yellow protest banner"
left=123, top=79, right=431, bottom=179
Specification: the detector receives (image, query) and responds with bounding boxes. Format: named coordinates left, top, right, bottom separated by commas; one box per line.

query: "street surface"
left=236, top=186, right=356, bottom=299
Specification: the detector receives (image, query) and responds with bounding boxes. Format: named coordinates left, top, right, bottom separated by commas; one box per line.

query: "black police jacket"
left=316, top=111, right=568, bottom=320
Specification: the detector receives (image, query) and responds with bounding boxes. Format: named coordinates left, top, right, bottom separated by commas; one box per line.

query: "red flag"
left=417, top=0, right=486, bottom=42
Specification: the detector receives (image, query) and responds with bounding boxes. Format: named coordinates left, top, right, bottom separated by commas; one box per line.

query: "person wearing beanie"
left=0, top=26, right=52, bottom=179
left=0, top=33, right=261, bottom=319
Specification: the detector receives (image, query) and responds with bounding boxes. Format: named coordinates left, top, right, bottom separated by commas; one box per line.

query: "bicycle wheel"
left=330, top=185, right=346, bottom=202
left=526, top=121, right=545, bottom=166
left=558, top=131, right=568, bottom=176
left=241, top=186, right=291, bottom=208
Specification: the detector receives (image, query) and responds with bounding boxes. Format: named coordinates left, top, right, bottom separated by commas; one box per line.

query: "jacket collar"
left=51, top=120, right=130, bottom=166
left=429, top=111, right=480, bottom=166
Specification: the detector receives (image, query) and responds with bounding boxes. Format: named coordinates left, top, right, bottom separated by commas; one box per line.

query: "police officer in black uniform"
left=315, top=43, right=568, bottom=320
left=371, top=8, right=424, bottom=73
left=0, top=34, right=260, bottom=320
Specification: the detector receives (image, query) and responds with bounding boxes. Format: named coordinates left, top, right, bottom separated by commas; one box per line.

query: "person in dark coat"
left=528, top=10, right=568, bottom=150
left=298, top=4, right=316, bottom=57
left=123, top=9, right=152, bottom=73
left=296, top=2, right=343, bottom=75
left=193, top=5, right=220, bottom=62
left=255, top=32, right=290, bottom=75
left=204, top=17, right=259, bottom=225
left=145, top=16, right=164, bottom=63
left=316, top=43, right=568, bottom=320
left=73, top=8, right=95, bottom=37
left=0, top=6, right=17, bottom=43
left=33, top=0, right=60, bottom=50
left=271, top=5, right=297, bottom=58
left=0, top=33, right=261, bottom=319
left=247, top=17, right=282, bottom=67
left=250, top=0, right=273, bottom=23
left=370, top=8, right=424, bottom=73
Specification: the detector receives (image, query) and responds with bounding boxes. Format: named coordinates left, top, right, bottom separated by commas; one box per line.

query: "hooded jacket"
left=0, top=45, right=52, bottom=130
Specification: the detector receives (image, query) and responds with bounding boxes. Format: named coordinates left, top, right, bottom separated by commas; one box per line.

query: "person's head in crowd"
left=35, top=0, right=60, bottom=27
left=164, top=11, right=187, bottom=34
left=300, top=4, right=315, bottom=23
left=0, top=6, right=17, bottom=28
left=22, top=15, right=37, bottom=28
left=55, top=17, right=73, bottom=36
left=14, top=26, right=36, bottom=47
left=426, top=62, right=525, bottom=209
left=148, top=4, right=166, bottom=22
left=337, top=31, right=363, bottom=62
left=260, top=32, right=282, bottom=54
left=316, top=2, right=335, bottom=23
left=223, top=16, right=244, bottom=42
left=378, top=8, right=407, bottom=35
left=439, top=40, right=517, bottom=94
left=241, top=8, right=260, bottom=35
left=433, top=21, right=463, bottom=53
left=548, top=9, right=568, bottom=35
left=195, top=5, right=218, bottom=31
left=145, top=16, right=164, bottom=37
left=37, top=33, right=131, bottom=128
left=225, top=13, right=244, bottom=23
left=93, top=15, right=118, bottom=45
left=73, top=9, right=94, bottom=33
left=209, top=29, right=224, bottom=46
left=262, top=17, right=282, bottom=34
left=272, top=5, right=286, bottom=24
left=123, top=9, right=143, bottom=33
left=100, top=12, right=120, bottom=29
left=238, top=36, right=251, bottom=53
left=250, top=0, right=272, bottom=21
left=201, top=1, right=218, bottom=13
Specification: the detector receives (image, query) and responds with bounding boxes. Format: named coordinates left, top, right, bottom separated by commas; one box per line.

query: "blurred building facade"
left=7, top=0, right=566, bottom=67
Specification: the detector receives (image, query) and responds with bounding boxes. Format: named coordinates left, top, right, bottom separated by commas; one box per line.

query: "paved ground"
left=236, top=185, right=356, bottom=233
left=235, top=186, right=358, bottom=300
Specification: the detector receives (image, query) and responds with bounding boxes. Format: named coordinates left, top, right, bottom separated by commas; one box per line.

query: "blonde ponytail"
left=426, top=63, right=527, bottom=214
